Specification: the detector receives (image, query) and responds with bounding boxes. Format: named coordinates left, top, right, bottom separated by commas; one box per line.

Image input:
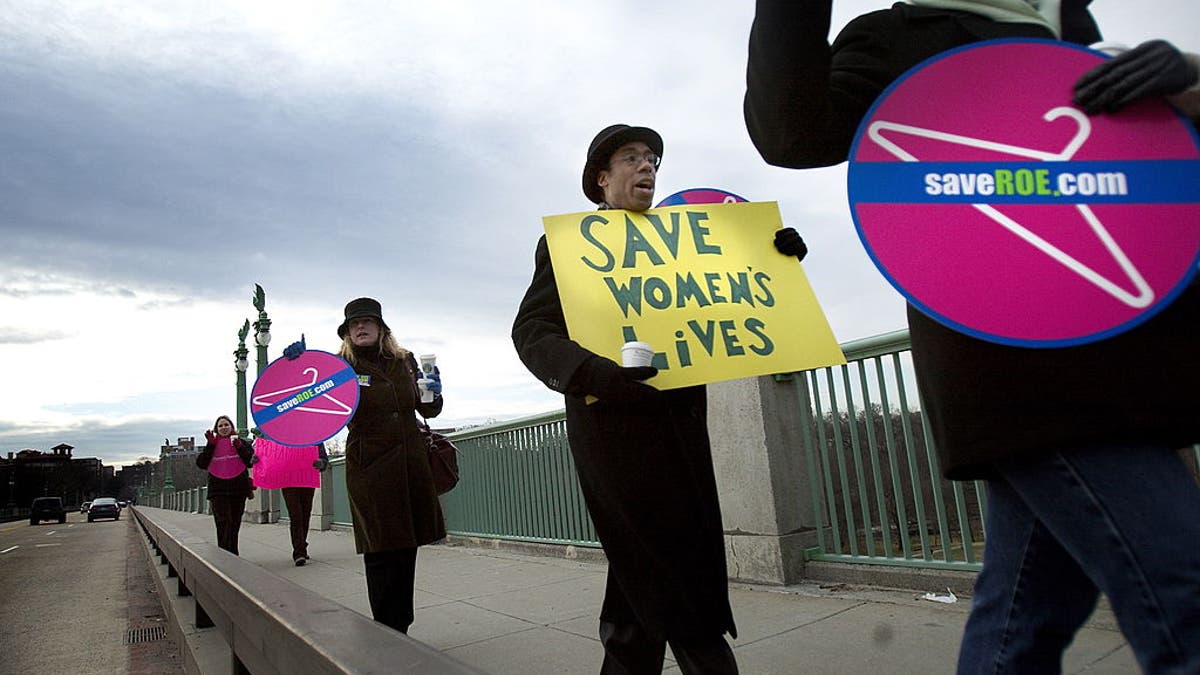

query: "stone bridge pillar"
left=708, top=374, right=817, bottom=585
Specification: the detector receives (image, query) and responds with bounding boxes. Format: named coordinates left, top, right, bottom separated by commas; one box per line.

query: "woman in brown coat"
left=337, top=297, right=444, bottom=633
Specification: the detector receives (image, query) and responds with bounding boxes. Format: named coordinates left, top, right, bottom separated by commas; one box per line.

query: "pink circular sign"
left=657, top=187, right=748, bottom=207
left=250, top=350, right=359, bottom=447
left=848, top=39, right=1200, bottom=347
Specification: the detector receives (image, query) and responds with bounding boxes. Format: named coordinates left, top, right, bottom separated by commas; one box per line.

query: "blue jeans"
left=957, top=445, right=1200, bottom=674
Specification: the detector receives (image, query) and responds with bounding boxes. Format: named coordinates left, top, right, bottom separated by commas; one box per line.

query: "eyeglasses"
left=612, top=151, right=661, bottom=169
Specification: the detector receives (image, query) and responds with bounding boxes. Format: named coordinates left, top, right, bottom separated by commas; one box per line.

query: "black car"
left=30, top=497, right=67, bottom=525
left=87, top=497, right=121, bottom=522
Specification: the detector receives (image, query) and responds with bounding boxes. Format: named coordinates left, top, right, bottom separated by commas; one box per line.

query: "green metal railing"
left=289, top=416, right=594, bottom=543
left=154, top=327, right=1200, bottom=575
left=793, top=329, right=986, bottom=571
left=428, top=330, right=984, bottom=567
left=439, top=411, right=599, bottom=547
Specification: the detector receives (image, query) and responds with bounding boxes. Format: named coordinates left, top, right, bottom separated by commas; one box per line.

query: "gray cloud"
left=2, top=0, right=1195, bottom=462
left=0, top=328, right=73, bottom=344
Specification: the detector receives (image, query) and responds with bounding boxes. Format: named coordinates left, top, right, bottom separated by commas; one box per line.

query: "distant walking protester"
left=250, top=432, right=330, bottom=567
left=196, top=414, right=255, bottom=555
left=280, top=442, right=329, bottom=567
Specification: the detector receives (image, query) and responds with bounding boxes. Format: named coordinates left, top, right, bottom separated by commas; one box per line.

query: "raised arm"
left=511, top=236, right=593, bottom=395
left=745, top=0, right=886, bottom=168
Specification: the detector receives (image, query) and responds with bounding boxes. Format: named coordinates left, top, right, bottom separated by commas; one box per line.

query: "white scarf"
left=907, top=0, right=1061, bottom=38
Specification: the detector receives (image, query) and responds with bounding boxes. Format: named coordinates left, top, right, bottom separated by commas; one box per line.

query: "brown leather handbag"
left=420, top=421, right=460, bottom=495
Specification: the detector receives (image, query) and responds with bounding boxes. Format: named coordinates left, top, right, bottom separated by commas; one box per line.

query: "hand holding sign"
left=1074, top=40, right=1199, bottom=114
left=773, top=228, right=808, bottom=260
left=576, top=356, right=658, bottom=402
left=283, top=334, right=307, bottom=360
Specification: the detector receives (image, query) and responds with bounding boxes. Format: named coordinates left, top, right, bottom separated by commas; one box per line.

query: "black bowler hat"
left=582, top=124, right=663, bottom=204
left=337, top=297, right=389, bottom=338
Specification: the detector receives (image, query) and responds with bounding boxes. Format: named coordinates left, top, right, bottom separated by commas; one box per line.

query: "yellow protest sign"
left=543, top=201, right=845, bottom=390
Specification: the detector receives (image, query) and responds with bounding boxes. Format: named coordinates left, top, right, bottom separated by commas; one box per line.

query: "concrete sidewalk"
left=143, top=508, right=1136, bottom=674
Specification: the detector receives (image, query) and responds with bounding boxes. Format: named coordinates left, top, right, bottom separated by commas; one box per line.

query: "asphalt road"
left=0, top=510, right=136, bottom=673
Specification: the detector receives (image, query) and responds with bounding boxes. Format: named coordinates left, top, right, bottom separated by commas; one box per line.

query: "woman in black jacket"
left=744, top=1, right=1200, bottom=672
left=195, top=414, right=255, bottom=555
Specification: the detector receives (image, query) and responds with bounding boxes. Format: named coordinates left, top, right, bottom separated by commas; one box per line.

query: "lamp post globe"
left=252, top=283, right=271, bottom=375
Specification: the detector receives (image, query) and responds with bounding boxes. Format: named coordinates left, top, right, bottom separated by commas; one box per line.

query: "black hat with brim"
left=337, top=297, right=389, bottom=339
left=582, top=124, right=663, bottom=205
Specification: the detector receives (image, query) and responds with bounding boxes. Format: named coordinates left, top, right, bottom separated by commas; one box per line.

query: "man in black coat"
left=512, top=124, right=809, bottom=674
left=744, top=1, right=1200, bottom=672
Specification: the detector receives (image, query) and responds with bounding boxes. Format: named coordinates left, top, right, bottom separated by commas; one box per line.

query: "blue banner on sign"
left=852, top=159, right=1200, bottom=204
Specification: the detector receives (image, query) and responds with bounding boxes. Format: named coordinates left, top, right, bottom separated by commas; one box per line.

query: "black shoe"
left=294, top=557, right=306, bottom=567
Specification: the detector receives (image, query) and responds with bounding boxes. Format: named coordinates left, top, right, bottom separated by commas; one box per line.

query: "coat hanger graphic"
left=867, top=106, right=1154, bottom=309
left=252, top=367, right=354, bottom=417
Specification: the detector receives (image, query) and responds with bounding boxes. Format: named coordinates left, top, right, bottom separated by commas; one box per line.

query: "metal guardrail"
left=793, top=329, right=987, bottom=571
left=130, top=506, right=483, bottom=674
left=0, top=507, right=32, bottom=523
left=428, top=330, right=988, bottom=570
left=151, top=328, right=1200, bottom=576
left=441, top=410, right=598, bottom=547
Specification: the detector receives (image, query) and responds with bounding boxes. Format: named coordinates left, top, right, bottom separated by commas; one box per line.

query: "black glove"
left=312, top=458, right=329, bottom=472
left=1074, top=40, right=1199, bottom=114
left=573, top=356, right=658, bottom=402
left=283, top=334, right=307, bottom=360
left=774, top=227, right=808, bottom=261
left=249, top=453, right=260, bottom=466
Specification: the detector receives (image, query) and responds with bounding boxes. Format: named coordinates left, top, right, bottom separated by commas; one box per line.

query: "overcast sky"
left=2, top=1, right=1195, bottom=467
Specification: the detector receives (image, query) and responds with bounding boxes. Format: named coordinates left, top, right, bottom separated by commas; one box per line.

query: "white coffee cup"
left=419, top=353, right=437, bottom=374
left=621, top=341, right=655, bottom=368
left=417, top=378, right=435, bottom=403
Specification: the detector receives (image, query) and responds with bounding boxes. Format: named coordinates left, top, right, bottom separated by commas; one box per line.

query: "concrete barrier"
left=130, top=506, right=484, bottom=674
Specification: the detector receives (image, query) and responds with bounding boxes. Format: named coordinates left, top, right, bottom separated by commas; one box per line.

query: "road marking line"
left=1, top=546, right=17, bottom=554
left=46, top=531, right=57, bottom=536
left=34, top=543, right=61, bottom=547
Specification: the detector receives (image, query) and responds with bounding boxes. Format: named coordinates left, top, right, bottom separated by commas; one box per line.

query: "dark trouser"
left=363, top=548, right=418, bottom=633
left=280, top=487, right=315, bottom=560
left=599, top=622, right=738, bottom=675
left=957, top=445, right=1200, bottom=674
left=209, top=495, right=246, bottom=555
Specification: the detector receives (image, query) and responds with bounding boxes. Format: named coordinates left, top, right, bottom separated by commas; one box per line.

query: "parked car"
left=117, top=500, right=128, bottom=509
left=81, top=501, right=92, bottom=513
left=30, top=497, right=67, bottom=525
left=87, top=497, right=121, bottom=522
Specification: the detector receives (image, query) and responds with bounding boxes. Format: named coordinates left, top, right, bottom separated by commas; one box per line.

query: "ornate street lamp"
left=160, top=444, right=175, bottom=494
left=252, top=283, right=271, bottom=375
left=250, top=284, right=275, bottom=524
left=235, top=319, right=251, bottom=437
